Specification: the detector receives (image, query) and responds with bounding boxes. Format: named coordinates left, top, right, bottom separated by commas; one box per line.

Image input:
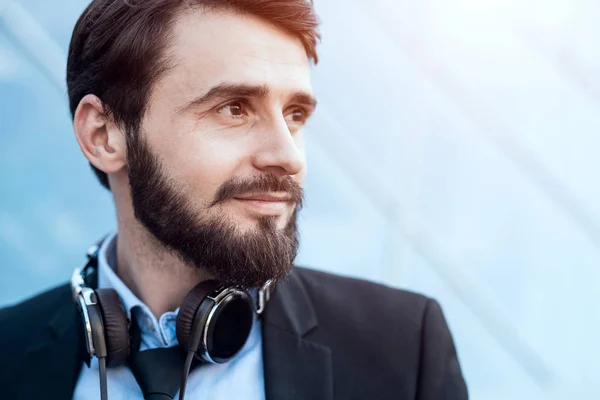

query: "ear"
left=73, top=94, right=127, bottom=176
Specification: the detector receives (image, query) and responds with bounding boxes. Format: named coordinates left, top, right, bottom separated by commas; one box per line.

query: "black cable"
left=99, top=356, right=108, bottom=400
left=178, top=351, right=195, bottom=400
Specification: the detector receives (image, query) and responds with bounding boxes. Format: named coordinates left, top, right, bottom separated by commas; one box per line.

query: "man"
left=0, top=0, right=468, bottom=399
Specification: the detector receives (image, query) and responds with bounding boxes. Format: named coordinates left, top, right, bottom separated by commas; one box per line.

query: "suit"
left=0, top=266, right=468, bottom=399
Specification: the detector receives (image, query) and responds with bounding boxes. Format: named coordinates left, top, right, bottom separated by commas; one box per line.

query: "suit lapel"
left=18, top=286, right=85, bottom=400
left=261, top=270, right=333, bottom=400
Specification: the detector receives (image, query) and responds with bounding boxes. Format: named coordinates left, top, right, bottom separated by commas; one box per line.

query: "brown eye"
left=291, top=109, right=306, bottom=122
left=228, top=103, right=243, bottom=116
left=216, top=101, right=248, bottom=119
left=285, top=108, right=308, bottom=127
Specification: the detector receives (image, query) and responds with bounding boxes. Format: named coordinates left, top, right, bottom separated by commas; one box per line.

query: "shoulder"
left=292, top=266, right=440, bottom=351
left=294, top=266, right=432, bottom=327
left=0, top=283, right=72, bottom=350
left=292, top=267, right=453, bottom=397
left=293, top=269, right=468, bottom=398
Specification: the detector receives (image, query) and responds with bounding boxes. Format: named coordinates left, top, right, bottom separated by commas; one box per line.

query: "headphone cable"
left=178, top=351, right=195, bottom=400
left=98, top=356, right=108, bottom=400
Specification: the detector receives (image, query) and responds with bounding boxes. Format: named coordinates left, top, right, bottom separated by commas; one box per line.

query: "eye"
left=285, top=108, right=309, bottom=127
left=216, top=101, right=249, bottom=119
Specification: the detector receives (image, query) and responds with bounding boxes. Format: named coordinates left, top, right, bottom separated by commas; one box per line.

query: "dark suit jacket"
left=0, top=267, right=468, bottom=399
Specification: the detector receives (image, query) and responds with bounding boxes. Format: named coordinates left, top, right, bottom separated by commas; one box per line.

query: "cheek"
left=154, top=125, right=250, bottom=194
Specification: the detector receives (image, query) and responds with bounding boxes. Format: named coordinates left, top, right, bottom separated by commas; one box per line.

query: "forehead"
left=162, top=9, right=313, bottom=100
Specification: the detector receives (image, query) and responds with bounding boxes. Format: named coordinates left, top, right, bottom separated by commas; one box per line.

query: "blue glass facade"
left=1, top=1, right=598, bottom=398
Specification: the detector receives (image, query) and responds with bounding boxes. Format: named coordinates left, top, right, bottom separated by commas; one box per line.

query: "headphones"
left=71, top=241, right=273, bottom=400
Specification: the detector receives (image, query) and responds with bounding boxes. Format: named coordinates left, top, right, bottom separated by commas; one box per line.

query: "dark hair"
left=67, top=0, right=321, bottom=190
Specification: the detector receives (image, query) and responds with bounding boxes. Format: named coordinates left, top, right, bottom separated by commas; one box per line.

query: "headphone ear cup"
left=176, top=280, right=219, bottom=352
left=95, top=288, right=130, bottom=366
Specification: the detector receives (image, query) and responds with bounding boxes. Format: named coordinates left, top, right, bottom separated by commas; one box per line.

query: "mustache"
left=210, top=174, right=304, bottom=208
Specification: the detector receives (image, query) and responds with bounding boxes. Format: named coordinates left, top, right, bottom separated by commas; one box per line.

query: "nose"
left=251, top=118, right=305, bottom=177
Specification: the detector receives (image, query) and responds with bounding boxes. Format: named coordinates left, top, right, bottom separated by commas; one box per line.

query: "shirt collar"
left=97, top=231, right=179, bottom=348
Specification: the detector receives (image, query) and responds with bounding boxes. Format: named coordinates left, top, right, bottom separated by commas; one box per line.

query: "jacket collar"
left=261, top=268, right=333, bottom=400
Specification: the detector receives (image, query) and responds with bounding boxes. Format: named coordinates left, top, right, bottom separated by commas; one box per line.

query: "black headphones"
left=71, top=241, right=273, bottom=400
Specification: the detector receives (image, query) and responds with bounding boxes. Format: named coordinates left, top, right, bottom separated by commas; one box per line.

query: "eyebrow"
left=178, top=83, right=317, bottom=113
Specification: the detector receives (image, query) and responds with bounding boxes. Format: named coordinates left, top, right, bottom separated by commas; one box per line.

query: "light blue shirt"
left=72, top=232, right=266, bottom=400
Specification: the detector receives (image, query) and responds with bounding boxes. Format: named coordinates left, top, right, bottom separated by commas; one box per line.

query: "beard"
left=126, top=130, right=303, bottom=289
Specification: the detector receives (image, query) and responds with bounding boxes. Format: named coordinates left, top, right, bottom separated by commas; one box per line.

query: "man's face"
left=126, top=10, right=315, bottom=288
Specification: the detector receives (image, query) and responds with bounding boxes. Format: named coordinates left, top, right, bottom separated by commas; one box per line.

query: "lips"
left=234, top=192, right=294, bottom=202
left=232, top=192, right=294, bottom=216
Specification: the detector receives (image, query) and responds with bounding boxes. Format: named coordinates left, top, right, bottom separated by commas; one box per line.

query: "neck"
left=113, top=215, right=212, bottom=318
